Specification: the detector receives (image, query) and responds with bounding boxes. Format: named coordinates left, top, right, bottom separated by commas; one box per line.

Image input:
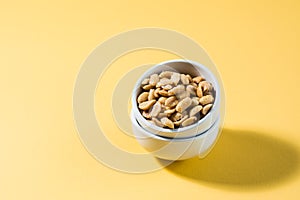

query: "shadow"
left=163, top=128, right=300, bottom=190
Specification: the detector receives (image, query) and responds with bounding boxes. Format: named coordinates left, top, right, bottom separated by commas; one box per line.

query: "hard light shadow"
left=163, top=128, right=300, bottom=190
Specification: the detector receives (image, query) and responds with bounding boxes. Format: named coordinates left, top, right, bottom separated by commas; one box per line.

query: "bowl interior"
left=132, top=59, right=220, bottom=134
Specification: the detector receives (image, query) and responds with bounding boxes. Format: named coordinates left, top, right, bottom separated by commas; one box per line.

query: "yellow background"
left=1, top=0, right=300, bottom=199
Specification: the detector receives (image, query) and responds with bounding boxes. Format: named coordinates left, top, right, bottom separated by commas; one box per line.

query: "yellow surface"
left=1, top=0, right=300, bottom=199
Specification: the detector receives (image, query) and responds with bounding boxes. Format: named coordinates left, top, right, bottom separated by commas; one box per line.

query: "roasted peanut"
left=199, top=81, right=212, bottom=92
left=196, top=86, right=203, bottom=98
left=192, top=76, right=205, bottom=83
left=150, top=101, right=161, bottom=117
left=186, top=85, right=196, bottom=96
left=142, top=111, right=151, bottom=119
left=142, top=78, right=149, bottom=85
left=202, top=104, right=213, bottom=115
left=142, top=84, right=153, bottom=90
left=159, top=71, right=173, bottom=78
left=148, top=89, right=155, bottom=100
left=149, top=74, right=159, bottom=86
left=161, top=117, right=174, bottom=129
left=174, top=115, right=188, bottom=126
left=176, top=97, right=192, bottom=113
left=165, top=96, right=178, bottom=108
left=158, top=96, right=167, bottom=104
left=137, top=92, right=149, bottom=103
left=191, top=97, right=200, bottom=106
left=139, top=100, right=156, bottom=110
left=189, top=105, right=202, bottom=117
left=182, top=116, right=197, bottom=127
left=158, top=89, right=169, bottom=97
left=199, top=95, right=214, bottom=105
left=180, top=74, right=189, bottom=85
left=170, top=72, right=180, bottom=85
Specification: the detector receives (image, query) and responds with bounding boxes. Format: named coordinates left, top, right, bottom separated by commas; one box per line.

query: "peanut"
left=170, top=72, right=180, bottom=85
left=165, top=96, right=178, bottom=108
left=150, top=101, right=161, bottom=117
left=176, top=97, right=192, bottom=113
left=174, top=115, right=188, bottom=126
left=202, top=104, right=213, bottom=115
left=189, top=105, right=202, bottom=117
left=180, top=74, right=189, bottom=85
left=192, top=76, right=205, bottom=83
left=186, top=85, right=196, bottom=96
left=137, top=92, right=149, bottom=103
left=149, top=74, right=159, bottom=86
left=148, top=89, right=155, bottom=100
left=199, top=81, right=212, bottom=92
left=139, top=100, right=156, bottom=110
left=161, top=117, right=174, bottom=129
left=182, top=116, right=197, bottom=127
left=199, top=95, right=214, bottom=105
left=159, top=71, right=173, bottom=78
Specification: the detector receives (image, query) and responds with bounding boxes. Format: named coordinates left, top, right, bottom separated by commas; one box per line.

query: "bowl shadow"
left=162, top=128, right=300, bottom=190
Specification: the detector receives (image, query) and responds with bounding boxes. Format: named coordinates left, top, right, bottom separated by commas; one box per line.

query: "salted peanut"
left=149, top=74, right=159, bottom=86
left=142, top=78, right=149, bottom=85
left=150, top=101, right=161, bottom=117
left=156, top=78, right=173, bottom=87
left=196, top=86, right=203, bottom=98
left=158, top=89, right=169, bottom=97
left=161, top=117, right=174, bottom=129
left=202, top=104, right=213, bottom=115
left=142, top=84, right=154, bottom=90
left=170, top=72, right=180, bottom=85
left=164, top=108, right=176, bottom=115
left=148, top=89, right=155, bottom=100
left=168, top=84, right=185, bottom=95
left=171, top=112, right=182, bottom=121
left=162, top=84, right=173, bottom=90
left=176, top=97, right=192, bottom=113
left=180, top=74, right=189, bottom=85
left=159, top=71, right=173, bottom=78
left=165, top=96, right=178, bottom=108
left=193, top=76, right=205, bottom=83
left=139, top=100, right=156, bottom=110
left=142, top=111, right=151, bottom=119
left=137, top=92, right=149, bottom=103
left=191, top=82, right=198, bottom=88
left=186, top=85, right=196, bottom=96
left=157, top=113, right=168, bottom=118
left=191, top=97, right=200, bottom=106
left=152, top=118, right=164, bottom=127
left=174, top=115, right=188, bottom=126
left=158, top=96, right=167, bottom=104
left=177, top=91, right=190, bottom=100
left=189, top=105, right=203, bottom=117
left=170, top=112, right=183, bottom=122
left=199, top=95, right=214, bottom=105
left=182, top=116, right=197, bottom=127
left=154, top=88, right=160, bottom=98
left=199, top=81, right=212, bottom=92
left=186, top=74, right=193, bottom=82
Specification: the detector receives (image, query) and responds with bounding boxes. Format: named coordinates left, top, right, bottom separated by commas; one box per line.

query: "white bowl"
left=131, top=111, right=221, bottom=160
left=131, top=59, right=221, bottom=139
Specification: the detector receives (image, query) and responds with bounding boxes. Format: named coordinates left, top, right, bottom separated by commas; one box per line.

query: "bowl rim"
left=131, top=59, right=221, bottom=134
left=131, top=111, right=221, bottom=142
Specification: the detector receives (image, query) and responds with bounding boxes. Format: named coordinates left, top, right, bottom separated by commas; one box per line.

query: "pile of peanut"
left=137, top=71, right=215, bottom=129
